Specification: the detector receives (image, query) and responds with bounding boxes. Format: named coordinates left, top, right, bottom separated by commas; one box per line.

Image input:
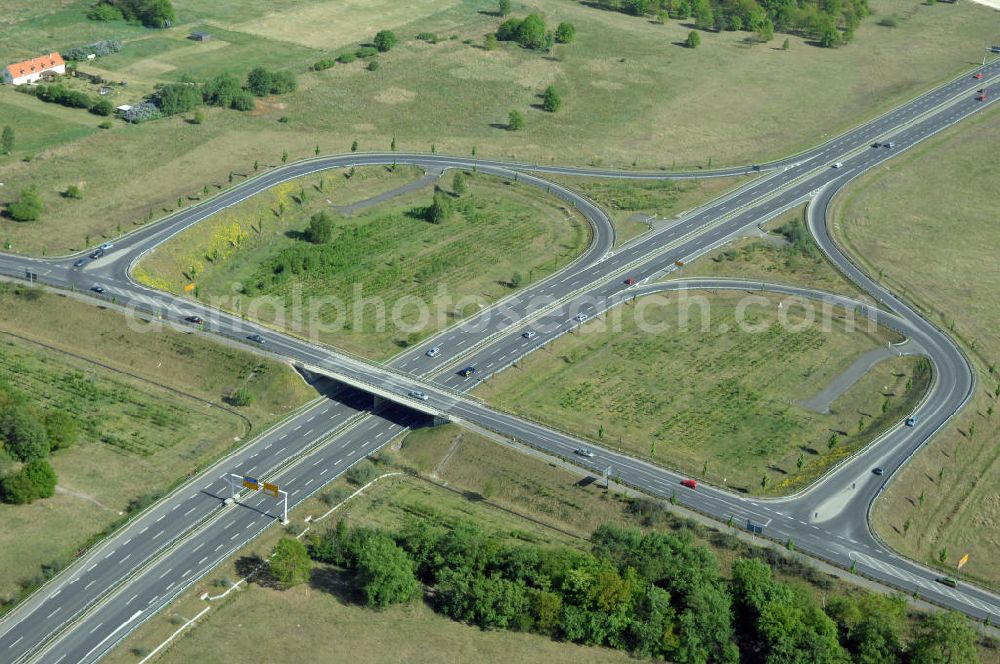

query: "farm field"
left=837, top=104, right=1000, bottom=589
left=0, top=282, right=316, bottom=604
left=475, top=291, right=928, bottom=495
left=137, top=170, right=591, bottom=360
left=676, top=204, right=869, bottom=300
left=544, top=173, right=751, bottom=246
left=1, top=0, right=997, bottom=254
left=106, top=424, right=998, bottom=664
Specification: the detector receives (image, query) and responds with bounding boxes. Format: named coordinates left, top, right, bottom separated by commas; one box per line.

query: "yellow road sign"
left=263, top=482, right=279, bottom=498
left=242, top=476, right=259, bottom=491
left=957, top=553, right=969, bottom=569
left=184, top=282, right=196, bottom=292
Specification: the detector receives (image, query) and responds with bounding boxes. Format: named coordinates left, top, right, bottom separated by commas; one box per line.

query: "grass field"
left=545, top=173, right=751, bottom=246
left=1, top=0, right=997, bottom=255
left=837, top=104, right=1000, bottom=590
left=137, top=170, right=590, bottom=359
left=0, top=283, right=315, bottom=601
left=677, top=204, right=869, bottom=300
left=475, top=291, right=926, bottom=495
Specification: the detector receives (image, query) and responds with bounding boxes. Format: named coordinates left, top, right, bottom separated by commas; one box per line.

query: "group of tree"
left=588, top=0, right=868, bottom=47
left=0, top=383, right=78, bottom=504
left=150, top=67, right=298, bottom=117
left=302, top=517, right=984, bottom=663
left=496, top=13, right=576, bottom=51
left=19, top=84, right=112, bottom=116
left=87, top=0, right=175, bottom=29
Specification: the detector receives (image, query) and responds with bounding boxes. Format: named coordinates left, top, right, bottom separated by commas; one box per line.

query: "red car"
left=680, top=479, right=697, bottom=489
left=974, top=72, right=983, bottom=79
left=624, top=277, right=637, bottom=286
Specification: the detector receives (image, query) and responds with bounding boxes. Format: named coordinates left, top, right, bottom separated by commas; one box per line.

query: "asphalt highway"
left=0, top=57, right=998, bottom=662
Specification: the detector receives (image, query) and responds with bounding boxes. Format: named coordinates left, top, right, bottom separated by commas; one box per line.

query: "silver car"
left=426, top=346, right=441, bottom=358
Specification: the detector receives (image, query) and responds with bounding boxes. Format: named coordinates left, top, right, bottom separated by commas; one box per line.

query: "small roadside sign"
left=957, top=553, right=969, bottom=570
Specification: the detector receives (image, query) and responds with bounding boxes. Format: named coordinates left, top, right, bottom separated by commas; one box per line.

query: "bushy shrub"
left=373, top=30, right=397, bottom=52
left=355, top=46, right=378, bottom=59
left=346, top=460, right=379, bottom=486
left=246, top=67, right=297, bottom=96
left=336, top=52, right=357, bottom=64
left=7, top=187, right=44, bottom=222
left=122, top=101, right=163, bottom=123
left=312, top=58, right=335, bottom=71
left=1, top=459, right=57, bottom=504
left=64, top=38, right=124, bottom=60
left=90, top=99, right=114, bottom=116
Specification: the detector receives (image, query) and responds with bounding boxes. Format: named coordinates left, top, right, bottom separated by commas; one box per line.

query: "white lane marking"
left=184, top=507, right=197, bottom=517
left=120, top=553, right=132, bottom=564
left=46, top=607, right=61, bottom=619
left=199, top=556, right=208, bottom=565
left=84, top=580, right=96, bottom=590
left=152, top=530, right=164, bottom=539
left=8, top=636, right=23, bottom=649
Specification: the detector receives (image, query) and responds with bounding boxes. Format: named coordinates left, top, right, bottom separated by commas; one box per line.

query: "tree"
left=484, top=34, right=499, bottom=50
left=452, top=171, right=467, bottom=195
left=542, top=85, right=562, bottom=112
left=498, top=0, right=512, bottom=16
left=1, top=126, right=13, bottom=155
left=555, top=22, right=576, bottom=43
left=246, top=67, right=272, bottom=96
left=508, top=109, right=525, bottom=130
left=354, top=531, right=418, bottom=609
left=281, top=150, right=288, bottom=163
left=427, top=190, right=453, bottom=224
left=783, top=37, right=790, bottom=50
left=516, top=14, right=547, bottom=50
left=694, top=0, right=714, bottom=30
left=202, top=73, right=242, bottom=107
left=351, top=140, right=359, bottom=152
left=304, top=211, right=334, bottom=244
left=229, top=387, right=253, bottom=407
left=64, top=185, right=83, bottom=200
left=908, top=612, right=979, bottom=664
left=44, top=410, right=78, bottom=451
left=7, top=186, right=44, bottom=222
left=269, top=537, right=312, bottom=588
left=686, top=30, right=701, bottom=48
left=191, top=109, right=204, bottom=124
left=1, top=458, right=57, bottom=504
left=373, top=30, right=397, bottom=52
left=154, top=83, right=202, bottom=116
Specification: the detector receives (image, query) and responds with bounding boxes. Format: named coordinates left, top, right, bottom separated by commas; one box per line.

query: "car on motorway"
left=624, top=276, right=637, bottom=286
left=937, top=576, right=959, bottom=588
left=185, top=315, right=204, bottom=324
left=680, top=479, right=698, bottom=489
left=991, top=45, right=1000, bottom=53
left=905, top=416, right=917, bottom=427
left=871, top=141, right=881, bottom=148
left=574, top=313, right=589, bottom=323
left=522, top=330, right=537, bottom=339
left=574, top=448, right=595, bottom=458
left=89, top=248, right=105, bottom=260
left=247, top=334, right=266, bottom=344
left=974, top=72, right=984, bottom=80
left=884, top=141, right=894, bottom=149
left=832, top=162, right=844, bottom=169
left=73, top=258, right=88, bottom=267
left=99, top=242, right=114, bottom=251
left=872, top=467, right=885, bottom=476
left=426, top=346, right=441, bottom=357
left=91, top=285, right=106, bottom=293
left=408, top=390, right=429, bottom=401
left=458, top=366, right=477, bottom=377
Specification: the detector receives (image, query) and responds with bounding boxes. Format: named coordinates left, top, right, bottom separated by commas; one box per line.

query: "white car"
left=574, top=313, right=589, bottom=323
left=522, top=330, right=537, bottom=339
left=408, top=390, right=429, bottom=401
left=425, top=346, right=440, bottom=358
left=99, top=242, right=114, bottom=251
left=832, top=162, right=844, bottom=169
left=575, top=448, right=596, bottom=458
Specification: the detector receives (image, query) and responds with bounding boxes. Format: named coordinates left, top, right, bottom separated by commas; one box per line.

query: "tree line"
left=588, top=0, right=869, bottom=47
left=0, top=378, right=78, bottom=505
left=87, top=0, right=175, bottom=29
left=288, top=515, right=985, bottom=663
left=144, top=66, right=298, bottom=119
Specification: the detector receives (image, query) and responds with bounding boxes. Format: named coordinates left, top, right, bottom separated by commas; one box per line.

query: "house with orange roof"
left=2, top=53, right=66, bottom=86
